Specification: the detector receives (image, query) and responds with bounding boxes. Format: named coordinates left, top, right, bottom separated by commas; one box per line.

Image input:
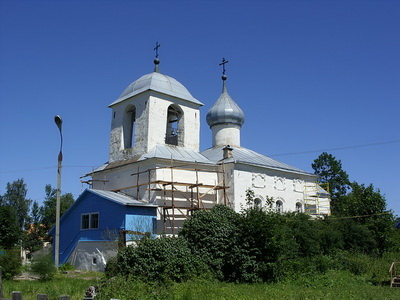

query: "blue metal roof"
left=201, top=146, right=313, bottom=175
left=109, top=72, right=203, bottom=107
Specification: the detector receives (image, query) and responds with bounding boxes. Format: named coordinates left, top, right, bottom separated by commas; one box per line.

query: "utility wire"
left=2, top=139, right=399, bottom=173
left=1, top=165, right=98, bottom=174
left=268, top=139, right=400, bottom=157
left=325, top=212, right=392, bottom=220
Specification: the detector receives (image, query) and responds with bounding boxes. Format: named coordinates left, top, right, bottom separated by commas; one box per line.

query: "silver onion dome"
left=206, top=75, right=245, bottom=127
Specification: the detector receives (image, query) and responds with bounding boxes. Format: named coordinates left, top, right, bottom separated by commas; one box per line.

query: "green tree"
left=180, top=205, right=253, bottom=282
left=335, top=182, right=386, bottom=217
left=312, top=152, right=351, bottom=214
left=335, top=182, right=395, bottom=254
left=40, top=184, right=74, bottom=231
left=23, top=201, right=47, bottom=253
left=31, top=200, right=41, bottom=225
left=1, top=179, right=32, bottom=228
left=0, top=205, right=22, bottom=249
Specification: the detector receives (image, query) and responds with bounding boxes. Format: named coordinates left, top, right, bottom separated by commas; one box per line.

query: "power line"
left=268, top=139, right=400, bottom=157
left=326, top=212, right=392, bottom=220
left=2, top=140, right=399, bottom=173
left=1, top=165, right=97, bottom=174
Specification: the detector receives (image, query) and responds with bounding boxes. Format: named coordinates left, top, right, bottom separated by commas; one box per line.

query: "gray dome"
left=206, top=90, right=245, bottom=127
left=109, top=72, right=203, bottom=107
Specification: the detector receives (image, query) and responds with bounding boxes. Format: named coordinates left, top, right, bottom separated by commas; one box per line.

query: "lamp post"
left=54, top=115, right=63, bottom=270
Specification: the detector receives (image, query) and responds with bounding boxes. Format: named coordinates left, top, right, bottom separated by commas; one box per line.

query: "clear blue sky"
left=1, top=1, right=399, bottom=215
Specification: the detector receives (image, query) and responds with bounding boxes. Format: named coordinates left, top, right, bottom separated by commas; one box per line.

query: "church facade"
left=85, top=56, right=330, bottom=235
left=54, top=55, right=330, bottom=270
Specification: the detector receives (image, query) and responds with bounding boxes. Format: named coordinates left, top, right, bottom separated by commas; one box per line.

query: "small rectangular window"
left=82, top=214, right=90, bottom=229
left=91, top=213, right=99, bottom=229
left=82, top=213, right=99, bottom=230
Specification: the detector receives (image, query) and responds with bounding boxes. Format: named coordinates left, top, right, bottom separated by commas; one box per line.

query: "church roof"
left=87, top=145, right=214, bottom=175
left=206, top=77, right=244, bottom=127
left=109, top=72, right=203, bottom=107
left=201, top=146, right=314, bottom=175
left=142, top=144, right=213, bottom=164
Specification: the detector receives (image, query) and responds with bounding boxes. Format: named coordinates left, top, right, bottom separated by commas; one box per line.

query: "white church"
left=54, top=52, right=331, bottom=270
left=81, top=54, right=330, bottom=235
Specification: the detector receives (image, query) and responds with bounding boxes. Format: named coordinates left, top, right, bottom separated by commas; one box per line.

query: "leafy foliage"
left=180, top=205, right=245, bottom=281
left=1, top=179, right=32, bottom=228
left=0, top=248, right=22, bottom=279
left=335, top=182, right=395, bottom=254
left=40, top=184, right=74, bottom=232
left=0, top=205, right=22, bottom=249
left=312, top=152, right=350, bottom=214
left=30, top=253, right=56, bottom=280
left=108, top=195, right=399, bottom=284
left=106, top=237, right=208, bottom=282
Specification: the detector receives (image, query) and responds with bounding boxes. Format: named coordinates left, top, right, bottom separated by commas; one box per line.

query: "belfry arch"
left=123, top=104, right=136, bottom=149
left=165, top=104, right=184, bottom=146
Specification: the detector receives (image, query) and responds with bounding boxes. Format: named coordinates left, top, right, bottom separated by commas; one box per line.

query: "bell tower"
left=107, top=47, right=203, bottom=163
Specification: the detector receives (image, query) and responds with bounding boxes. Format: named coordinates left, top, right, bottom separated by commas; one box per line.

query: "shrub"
left=104, top=255, right=118, bottom=278
left=59, top=262, right=75, bottom=271
left=0, top=248, right=22, bottom=279
left=239, top=210, right=300, bottom=282
left=30, top=253, right=56, bottom=280
left=180, top=205, right=252, bottom=282
left=108, top=237, right=208, bottom=282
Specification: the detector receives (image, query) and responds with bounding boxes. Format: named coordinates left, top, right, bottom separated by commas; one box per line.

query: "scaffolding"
left=304, top=182, right=331, bottom=216
left=108, top=161, right=229, bottom=236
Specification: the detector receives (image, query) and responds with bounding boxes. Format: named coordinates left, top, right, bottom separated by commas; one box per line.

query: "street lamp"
left=54, top=115, right=63, bottom=270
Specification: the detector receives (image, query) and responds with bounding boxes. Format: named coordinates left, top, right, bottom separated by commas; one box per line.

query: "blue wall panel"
left=54, top=190, right=156, bottom=264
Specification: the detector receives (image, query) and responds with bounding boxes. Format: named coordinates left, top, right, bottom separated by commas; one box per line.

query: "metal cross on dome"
left=154, top=42, right=161, bottom=58
left=219, top=58, right=229, bottom=75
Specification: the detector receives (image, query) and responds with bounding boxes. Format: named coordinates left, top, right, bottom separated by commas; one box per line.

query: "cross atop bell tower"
left=153, top=42, right=161, bottom=73
left=219, top=57, right=228, bottom=75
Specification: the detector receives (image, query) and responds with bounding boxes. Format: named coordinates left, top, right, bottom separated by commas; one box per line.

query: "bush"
left=30, top=253, right=56, bottom=280
left=59, top=262, right=75, bottom=272
left=108, top=237, right=208, bottom=282
left=180, top=205, right=253, bottom=282
left=0, top=248, right=22, bottom=279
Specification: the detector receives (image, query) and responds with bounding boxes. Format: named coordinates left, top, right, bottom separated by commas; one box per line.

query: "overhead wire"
left=268, top=139, right=400, bottom=157
left=1, top=165, right=98, bottom=174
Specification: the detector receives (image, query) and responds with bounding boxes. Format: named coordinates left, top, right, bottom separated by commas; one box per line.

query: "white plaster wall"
left=108, top=91, right=201, bottom=163
left=230, top=165, right=317, bottom=213
left=211, top=124, right=241, bottom=147
left=109, top=93, right=149, bottom=163
left=91, top=160, right=157, bottom=201
left=219, top=163, right=235, bottom=208
left=91, top=159, right=220, bottom=204
left=147, top=92, right=201, bottom=152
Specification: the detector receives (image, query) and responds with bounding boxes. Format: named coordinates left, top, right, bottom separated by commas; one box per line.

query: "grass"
left=95, top=271, right=400, bottom=300
left=2, top=265, right=400, bottom=299
left=1, top=271, right=103, bottom=299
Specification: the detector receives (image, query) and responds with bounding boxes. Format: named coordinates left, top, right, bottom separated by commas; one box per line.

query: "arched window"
left=276, top=200, right=283, bottom=213
left=254, top=198, right=262, bottom=209
left=166, top=105, right=182, bottom=146
left=123, top=105, right=136, bottom=149
left=295, top=202, right=303, bottom=213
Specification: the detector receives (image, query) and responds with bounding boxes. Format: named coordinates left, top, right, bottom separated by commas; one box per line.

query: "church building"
left=54, top=51, right=330, bottom=271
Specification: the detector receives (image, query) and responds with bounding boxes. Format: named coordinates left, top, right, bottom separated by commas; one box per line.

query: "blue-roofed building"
left=59, top=54, right=330, bottom=269
left=50, top=189, right=156, bottom=271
